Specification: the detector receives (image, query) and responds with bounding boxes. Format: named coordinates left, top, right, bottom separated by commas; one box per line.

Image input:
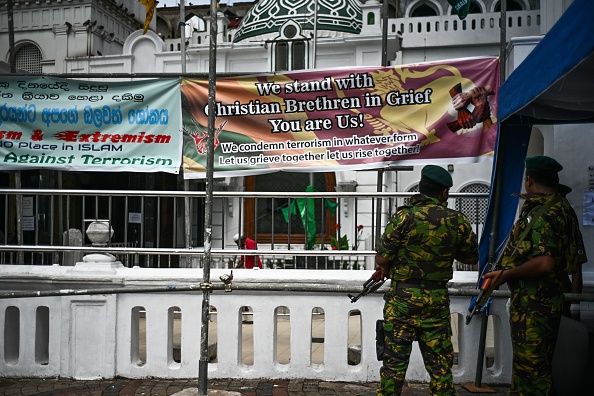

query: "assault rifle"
left=466, top=193, right=561, bottom=325
left=465, top=234, right=510, bottom=325
left=348, top=269, right=386, bottom=303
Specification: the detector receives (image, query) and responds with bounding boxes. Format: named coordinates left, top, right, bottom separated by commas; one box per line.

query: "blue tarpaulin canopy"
left=464, top=1, right=594, bottom=389
left=479, top=0, right=594, bottom=274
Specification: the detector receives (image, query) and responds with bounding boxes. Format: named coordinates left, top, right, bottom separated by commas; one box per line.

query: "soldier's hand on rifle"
left=375, top=254, right=390, bottom=280
left=348, top=266, right=387, bottom=303
left=375, top=264, right=389, bottom=280
left=483, top=269, right=506, bottom=289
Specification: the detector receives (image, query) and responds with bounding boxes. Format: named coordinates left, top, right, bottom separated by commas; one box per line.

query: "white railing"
left=0, top=263, right=513, bottom=384
left=178, top=10, right=541, bottom=50
left=391, top=10, right=541, bottom=48
left=0, top=189, right=488, bottom=269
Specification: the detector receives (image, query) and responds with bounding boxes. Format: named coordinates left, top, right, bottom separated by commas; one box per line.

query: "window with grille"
left=272, top=22, right=309, bottom=72
left=455, top=183, right=489, bottom=222
left=455, top=183, right=489, bottom=240
left=402, top=182, right=488, bottom=237
left=274, top=39, right=308, bottom=71
left=15, top=44, right=42, bottom=74
left=275, top=42, right=289, bottom=71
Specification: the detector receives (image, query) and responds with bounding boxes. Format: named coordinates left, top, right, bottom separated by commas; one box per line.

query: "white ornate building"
left=0, top=0, right=592, bottom=385
left=0, top=1, right=591, bottom=277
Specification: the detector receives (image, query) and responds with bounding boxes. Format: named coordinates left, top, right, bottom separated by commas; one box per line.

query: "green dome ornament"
left=233, top=0, right=362, bottom=43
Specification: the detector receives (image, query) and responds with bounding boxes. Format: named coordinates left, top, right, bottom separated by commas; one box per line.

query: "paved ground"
left=0, top=378, right=511, bottom=395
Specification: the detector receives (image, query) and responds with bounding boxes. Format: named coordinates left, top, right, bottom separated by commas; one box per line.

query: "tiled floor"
left=0, top=377, right=513, bottom=395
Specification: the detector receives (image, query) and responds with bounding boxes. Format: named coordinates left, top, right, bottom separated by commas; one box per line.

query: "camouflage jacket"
left=376, top=194, right=478, bottom=282
left=502, top=193, right=586, bottom=283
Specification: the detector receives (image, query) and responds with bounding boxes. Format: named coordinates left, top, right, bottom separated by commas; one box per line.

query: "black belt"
left=394, top=280, right=447, bottom=290
left=508, top=279, right=547, bottom=290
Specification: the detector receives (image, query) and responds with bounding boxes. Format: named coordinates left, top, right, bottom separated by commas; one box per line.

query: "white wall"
left=547, top=124, right=594, bottom=281
left=0, top=262, right=513, bottom=383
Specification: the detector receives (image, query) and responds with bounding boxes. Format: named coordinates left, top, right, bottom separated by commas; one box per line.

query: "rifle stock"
left=465, top=276, right=494, bottom=324
left=466, top=193, right=560, bottom=325
left=465, top=234, right=510, bottom=325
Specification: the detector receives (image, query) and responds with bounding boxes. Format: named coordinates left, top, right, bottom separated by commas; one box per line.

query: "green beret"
left=421, top=165, right=453, bottom=188
left=525, top=156, right=563, bottom=173
left=558, top=183, right=572, bottom=196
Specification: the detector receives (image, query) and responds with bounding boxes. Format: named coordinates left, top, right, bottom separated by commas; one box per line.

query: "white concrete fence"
left=0, top=259, right=513, bottom=384
left=392, top=10, right=542, bottom=48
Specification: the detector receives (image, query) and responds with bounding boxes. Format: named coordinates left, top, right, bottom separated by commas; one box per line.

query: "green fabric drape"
left=279, top=187, right=337, bottom=250
left=324, top=198, right=337, bottom=217
left=298, top=185, right=317, bottom=250
left=280, top=201, right=297, bottom=222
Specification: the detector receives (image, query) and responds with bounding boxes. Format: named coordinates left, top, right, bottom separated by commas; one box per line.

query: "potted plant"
left=329, top=225, right=364, bottom=269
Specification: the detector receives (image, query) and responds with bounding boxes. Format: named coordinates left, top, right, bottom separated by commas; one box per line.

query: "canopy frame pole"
left=381, top=0, right=388, bottom=67
left=312, top=0, right=318, bottom=68
left=472, top=1, right=507, bottom=390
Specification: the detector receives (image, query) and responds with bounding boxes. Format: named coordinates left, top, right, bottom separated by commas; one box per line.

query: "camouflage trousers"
left=376, top=285, right=455, bottom=396
left=508, top=285, right=563, bottom=396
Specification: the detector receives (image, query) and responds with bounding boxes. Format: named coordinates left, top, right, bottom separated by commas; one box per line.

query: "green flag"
left=448, top=0, right=471, bottom=20
left=296, top=185, right=317, bottom=250
left=280, top=200, right=297, bottom=223
left=324, top=198, right=338, bottom=217
left=279, top=186, right=318, bottom=250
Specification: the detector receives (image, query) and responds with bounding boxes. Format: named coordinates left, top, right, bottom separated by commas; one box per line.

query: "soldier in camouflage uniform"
left=558, top=183, right=588, bottom=316
left=375, top=165, right=478, bottom=396
left=483, top=156, right=585, bottom=396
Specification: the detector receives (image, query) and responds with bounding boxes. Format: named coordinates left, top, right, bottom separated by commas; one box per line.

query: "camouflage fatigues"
left=502, top=193, right=583, bottom=396
left=375, top=194, right=478, bottom=396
